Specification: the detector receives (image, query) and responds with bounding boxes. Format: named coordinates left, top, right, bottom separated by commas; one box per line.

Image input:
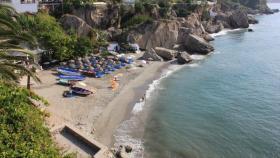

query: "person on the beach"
left=140, top=94, right=146, bottom=102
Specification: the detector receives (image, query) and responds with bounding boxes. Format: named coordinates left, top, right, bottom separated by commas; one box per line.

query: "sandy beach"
left=23, top=57, right=169, bottom=155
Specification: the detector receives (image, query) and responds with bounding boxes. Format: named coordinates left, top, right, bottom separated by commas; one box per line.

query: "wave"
left=210, top=28, right=245, bottom=37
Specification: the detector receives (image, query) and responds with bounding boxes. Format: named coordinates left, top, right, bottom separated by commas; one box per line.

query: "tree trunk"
left=27, top=75, right=31, bottom=90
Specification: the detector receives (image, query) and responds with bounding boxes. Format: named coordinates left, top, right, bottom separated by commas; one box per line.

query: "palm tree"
left=0, top=4, right=40, bottom=88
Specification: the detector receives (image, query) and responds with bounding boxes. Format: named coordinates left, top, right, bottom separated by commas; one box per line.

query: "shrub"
left=0, top=82, right=62, bottom=157
left=19, top=12, right=94, bottom=61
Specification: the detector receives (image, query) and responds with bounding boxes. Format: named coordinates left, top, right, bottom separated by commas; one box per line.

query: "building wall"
left=0, top=0, right=38, bottom=13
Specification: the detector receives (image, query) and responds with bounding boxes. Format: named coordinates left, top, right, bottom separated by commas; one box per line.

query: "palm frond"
left=0, top=62, right=41, bottom=83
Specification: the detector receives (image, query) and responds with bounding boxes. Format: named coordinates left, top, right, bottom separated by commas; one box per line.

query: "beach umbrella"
left=60, top=62, right=67, bottom=66
left=69, top=63, right=76, bottom=69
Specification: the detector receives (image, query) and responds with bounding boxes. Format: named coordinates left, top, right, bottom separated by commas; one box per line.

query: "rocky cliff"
left=58, top=0, right=275, bottom=55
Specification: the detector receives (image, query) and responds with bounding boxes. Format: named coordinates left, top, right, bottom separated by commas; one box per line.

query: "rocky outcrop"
left=177, top=52, right=192, bottom=64
left=248, top=15, right=259, bottom=24
left=203, top=21, right=224, bottom=34
left=140, top=48, right=163, bottom=61
left=182, top=34, right=214, bottom=54
left=59, top=14, right=93, bottom=37
left=155, top=47, right=176, bottom=60
left=240, top=0, right=271, bottom=14
left=72, top=4, right=119, bottom=29
left=229, top=9, right=249, bottom=28
left=127, top=20, right=180, bottom=50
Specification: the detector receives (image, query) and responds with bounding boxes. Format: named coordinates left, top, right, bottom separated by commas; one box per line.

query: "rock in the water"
left=115, top=146, right=129, bottom=158
left=203, top=34, right=215, bottom=42
left=248, top=28, right=254, bottom=32
left=155, top=47, right=176, bottom=60
left=183, top=34, right=214, bottom=54
left=59, top=14, right=93, bottom=37
left=248, top=15, right=259, bottom=24
left=271, top=9, right=280, bottom=13
left=177, top=52, right=192, bottom=64
left=229, top=9, right=249, bottom=28
left=203, top=21, right=224, bottom=34
left=125, top=145, right=133, bottom=153
left=140, top=48, right=163, bottom=61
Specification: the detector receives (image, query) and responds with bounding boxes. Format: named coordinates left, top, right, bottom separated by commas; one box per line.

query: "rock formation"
left=127, top=20, right=180, bottom=50
left=155, top=47, right=177, bottom=60
left=59, top=14, right=93, bottom=37
left=72, top=4, right=119, bottom=29
left=140, top=48, right=163, bottom=61
left=229, top=9, right=249, bottom=28
left=177, top=52, right=192, bottom=64
left=182, top=34, right=214, bottom=54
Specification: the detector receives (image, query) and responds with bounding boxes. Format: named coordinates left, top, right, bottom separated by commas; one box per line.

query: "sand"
left=23, top=58, right=168, bottom=154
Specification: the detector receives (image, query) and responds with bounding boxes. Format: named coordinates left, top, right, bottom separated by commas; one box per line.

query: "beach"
left=24, top=55, right=169, bottom=155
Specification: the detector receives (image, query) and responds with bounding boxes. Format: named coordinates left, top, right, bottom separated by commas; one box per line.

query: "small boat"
left=80, top=70, right=96, bottom=77
left=59, top=75, right=85, bottom=81
left=71, top=87, right=93, bottom=96
left=57, top=67, right=81, bottom=76
left=95, top=72, right=105, bottom=78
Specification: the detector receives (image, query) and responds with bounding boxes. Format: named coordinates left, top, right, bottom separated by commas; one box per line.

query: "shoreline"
left=93, top=61, right=170, bottom=147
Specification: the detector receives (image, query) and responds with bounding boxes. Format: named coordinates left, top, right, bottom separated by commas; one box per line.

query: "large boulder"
left=229, top=10, right=249, bottom=28
left=155, top=47, right=176, bottom=60
left=72, top=4, right=119, bottom=29
left=140, top=48, right=163, bottom=61
left=59, top=14, right=93, bottom=37
left=183, top=34, right=214, bottom=54
left=203, top=21, right=224, bottom=34
left=214, top=13, right=231, bottom=28
left=177, top=52, right=192, bottom=64
left=127, top=20, right=180, bottom=50
left=248, top=15, right=259, bottom=24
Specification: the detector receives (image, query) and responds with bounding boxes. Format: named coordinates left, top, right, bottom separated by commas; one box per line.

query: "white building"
left=0, top=0, right=38, bottom=13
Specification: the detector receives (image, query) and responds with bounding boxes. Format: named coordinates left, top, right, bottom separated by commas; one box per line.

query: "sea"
left=114, top=3, right=280, bottom=158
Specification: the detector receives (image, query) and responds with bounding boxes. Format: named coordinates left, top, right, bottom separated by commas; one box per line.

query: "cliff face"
left=239, top=0, right=270, bottom=12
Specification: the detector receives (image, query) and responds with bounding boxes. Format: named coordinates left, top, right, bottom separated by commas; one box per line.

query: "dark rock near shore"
left=182, top=34, right=214, bottom=54
left=177, top=52, right=192, bottom=64
left=229, top=9, right=249, bottom=28
left=203, top=34, right=215, bottom=41
left=125, top=145, right=133, bottom=153
left=248, top=15, right=259, bottom=24
left=203, top=21, right=224, bottom=34
left=155, top=47, right=176, bottom=60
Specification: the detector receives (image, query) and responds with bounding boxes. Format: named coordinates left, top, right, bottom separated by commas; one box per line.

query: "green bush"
left=0, top=82, right=64, bottom=158
left=19, top=12, right=94, bottom=61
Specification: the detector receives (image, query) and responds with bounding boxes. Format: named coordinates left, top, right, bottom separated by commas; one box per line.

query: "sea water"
left=115, top=3, right=280, bottom=158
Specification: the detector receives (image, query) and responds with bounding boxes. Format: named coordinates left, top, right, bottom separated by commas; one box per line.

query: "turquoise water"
left=143, top=4, right=280, bottom=158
